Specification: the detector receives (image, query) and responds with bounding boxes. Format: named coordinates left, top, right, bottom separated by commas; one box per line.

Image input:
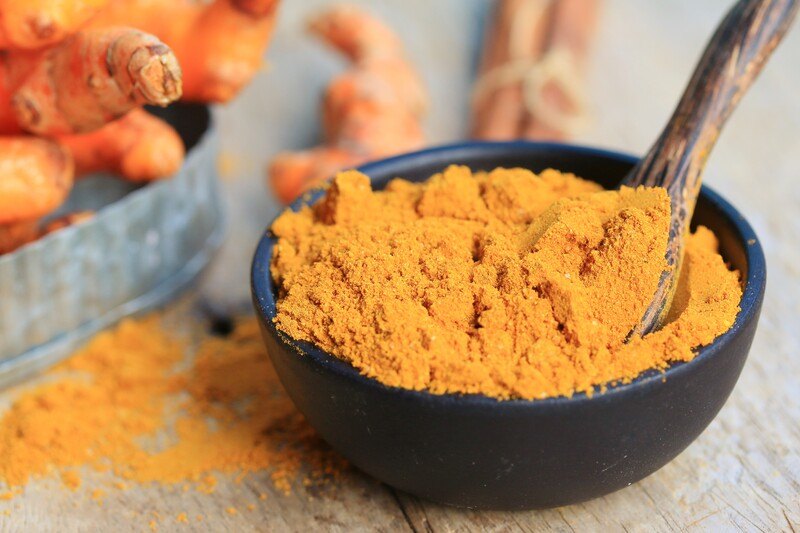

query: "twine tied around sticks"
left=472, top=0, right=589, bottom=135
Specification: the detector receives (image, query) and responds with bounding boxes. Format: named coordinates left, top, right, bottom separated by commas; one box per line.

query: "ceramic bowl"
left=251, top=142, right=765, bottom=510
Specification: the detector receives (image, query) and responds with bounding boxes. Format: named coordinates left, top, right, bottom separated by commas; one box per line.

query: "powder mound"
left=0, top=316, right=345, bottom=495
left=271, top=166, right=742, bottom=400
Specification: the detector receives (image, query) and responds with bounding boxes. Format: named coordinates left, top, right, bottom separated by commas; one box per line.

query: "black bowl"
left=251, top=142, right=766, bottom=510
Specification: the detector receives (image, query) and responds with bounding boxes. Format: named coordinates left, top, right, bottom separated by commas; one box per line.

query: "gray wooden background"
left=2, top=0, right=799, bottom=530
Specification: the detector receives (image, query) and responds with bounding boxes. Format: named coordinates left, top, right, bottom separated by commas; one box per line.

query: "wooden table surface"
left=2, top=1, right=799, bottom=531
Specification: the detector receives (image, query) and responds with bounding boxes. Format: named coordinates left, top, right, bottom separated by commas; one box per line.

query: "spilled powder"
left=0, top=316, right=344, bottom=496
left=271, top=166, right=742, bottom=400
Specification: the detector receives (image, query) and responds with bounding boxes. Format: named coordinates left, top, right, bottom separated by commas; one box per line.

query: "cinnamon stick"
left=471, top=0, right=600, bottom=141
left=522, top=0, right=600, bottom=139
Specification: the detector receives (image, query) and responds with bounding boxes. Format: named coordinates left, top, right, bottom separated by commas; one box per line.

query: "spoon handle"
left=625, top=0, right=797, bottom=194
left=625, top=0, right=797, bottom=336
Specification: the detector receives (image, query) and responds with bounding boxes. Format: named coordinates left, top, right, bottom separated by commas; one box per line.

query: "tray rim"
left=0, top=109, right=225, bottom=388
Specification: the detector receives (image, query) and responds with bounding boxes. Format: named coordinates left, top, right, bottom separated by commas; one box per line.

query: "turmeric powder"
left=270, top=166, right=742, bottom=400
left=0, top=315, right=344, bottom=496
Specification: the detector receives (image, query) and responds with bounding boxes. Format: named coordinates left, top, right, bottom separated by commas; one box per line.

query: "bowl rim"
left=251, top=141, right=766, bottom=409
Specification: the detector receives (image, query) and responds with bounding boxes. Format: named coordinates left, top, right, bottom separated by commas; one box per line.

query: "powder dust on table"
left=0, top=316, right=345, bottom=497
left=270, top=166, right=742, bottom=400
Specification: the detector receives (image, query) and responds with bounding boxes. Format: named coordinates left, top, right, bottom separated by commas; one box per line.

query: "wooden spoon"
left=624, top=0, right=797, bottom=337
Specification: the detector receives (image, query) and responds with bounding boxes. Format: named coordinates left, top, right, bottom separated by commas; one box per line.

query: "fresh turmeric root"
left=0, top=137, right=74, bottom=225
left=232, top=0, right=277, bottom=17
left=0, top=219, right=40, bottom=254
left=308, top=5, right=427, bottom=117
left=269, top=148, right=363, bottom=205
left=322, top=70, right=425, bottom=155
left=0, top=27, right=182, bottom=136
left=87, top=0, right=279, bottom=103
left=0, top=210, right=93, bottom=255
left=59, top=109, right=184, bottom=182
left=268, top=5, right=427, bottom=204
left=0, top=0, right=110, bottom=50
left=41, top=210, right=93, bottom=234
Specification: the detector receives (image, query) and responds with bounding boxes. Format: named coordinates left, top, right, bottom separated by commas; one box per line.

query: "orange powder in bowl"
left=270, top=166, right=742, bottom=400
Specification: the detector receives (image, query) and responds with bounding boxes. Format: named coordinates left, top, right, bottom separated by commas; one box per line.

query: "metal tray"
left=0, top=104, right=225, bottom=388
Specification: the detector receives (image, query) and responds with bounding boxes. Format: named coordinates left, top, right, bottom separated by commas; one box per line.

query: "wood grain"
left=1, top=1, right=799, bottom=531
left=624, top=0, right=798, bottom=336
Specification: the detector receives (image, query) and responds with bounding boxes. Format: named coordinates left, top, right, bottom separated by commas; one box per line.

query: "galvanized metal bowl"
left=0, top=104, right=224, bottom=388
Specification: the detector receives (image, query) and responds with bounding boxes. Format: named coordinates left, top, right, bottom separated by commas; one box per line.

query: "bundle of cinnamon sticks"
left=471, top=0, right=600, bottom=141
